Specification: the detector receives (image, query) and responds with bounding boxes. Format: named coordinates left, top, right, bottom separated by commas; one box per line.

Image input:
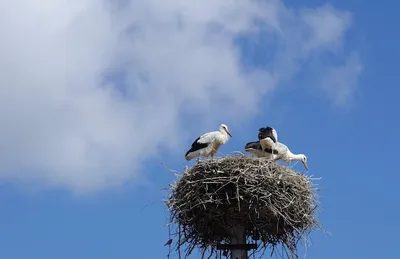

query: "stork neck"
left=220, top=129, right=229, bottom=138
left=287, top=152, right=303, bottom=161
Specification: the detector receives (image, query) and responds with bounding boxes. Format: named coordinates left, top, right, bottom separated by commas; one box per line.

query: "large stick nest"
left=165, top=154, right=322, bottom=258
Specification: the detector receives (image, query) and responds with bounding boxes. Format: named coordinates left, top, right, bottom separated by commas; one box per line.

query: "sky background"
left=0, top=0, right=398, bottom=258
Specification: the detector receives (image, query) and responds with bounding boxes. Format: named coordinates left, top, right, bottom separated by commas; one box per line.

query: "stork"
left=185, top=124, right=232, bottom=161
left=258, top=126, right=278, bottom=152
left=245, top=140, right=308, bottom=170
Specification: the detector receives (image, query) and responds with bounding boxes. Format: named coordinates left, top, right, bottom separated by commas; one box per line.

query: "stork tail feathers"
left=185, top=150, right=201, bottom=161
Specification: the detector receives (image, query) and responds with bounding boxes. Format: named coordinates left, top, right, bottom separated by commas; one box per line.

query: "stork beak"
left=302, top=160, right=309, bottom=171
left=226, top=130, right=232, bottom=137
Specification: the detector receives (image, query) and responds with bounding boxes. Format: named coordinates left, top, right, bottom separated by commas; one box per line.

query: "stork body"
left=258, top=126, right=278, bottom=151
left=244, top=141, right=278, bottom=158
left=185, top=124, right=232, bottom=161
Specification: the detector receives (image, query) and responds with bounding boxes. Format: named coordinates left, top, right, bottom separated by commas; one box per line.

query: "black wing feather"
left=263, top=147, right=279, bottom=154
left=245, top=141, right=262, bottom=150
left=185, top=136, right=210, bottom=157
left=245, top=141, right=279, bottom=154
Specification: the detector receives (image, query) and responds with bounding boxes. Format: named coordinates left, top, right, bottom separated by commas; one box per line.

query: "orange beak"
left=302, top=160, right=309, bottom=171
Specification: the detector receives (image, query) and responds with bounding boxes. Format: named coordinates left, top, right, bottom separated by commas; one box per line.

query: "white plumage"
left=185, top=124, right=232, bottom=161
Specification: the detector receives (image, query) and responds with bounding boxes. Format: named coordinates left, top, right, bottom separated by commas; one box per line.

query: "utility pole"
left=230, top=225, right=247, bottom=259
left=216, top=225, right=256, bottom=259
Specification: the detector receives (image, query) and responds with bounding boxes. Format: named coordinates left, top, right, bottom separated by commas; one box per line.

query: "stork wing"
left=197, top=131, right=218, bottom=144
left=185, top=132, right=213, bottom=157
left=258, top=127, right=277, bottom=143
left=188, top=131, right=218, bottom=148
left=259, top=138, right=275, bottom=151
left=244, top=141, right=262, bottom=150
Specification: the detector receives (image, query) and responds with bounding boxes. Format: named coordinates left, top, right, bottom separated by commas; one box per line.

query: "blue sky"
left=0, top=0, right=399, bottom=258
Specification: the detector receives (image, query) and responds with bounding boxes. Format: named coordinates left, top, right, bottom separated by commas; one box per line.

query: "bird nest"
left=165, top=154, right=322, bottom=259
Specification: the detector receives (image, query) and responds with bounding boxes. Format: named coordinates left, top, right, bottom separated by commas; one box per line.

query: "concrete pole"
left=230, top=225, right=247, bottom=259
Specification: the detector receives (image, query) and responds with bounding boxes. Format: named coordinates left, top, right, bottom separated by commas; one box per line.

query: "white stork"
left=185, top=124, right=232, bottom=161
left=246, top=140, right=308, bottom=170
left=258, top=126, right=278, bottom=152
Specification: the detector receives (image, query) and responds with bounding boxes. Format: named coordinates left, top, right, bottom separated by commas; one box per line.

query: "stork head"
left=219, top=124, right=232, bottom=137
left=299, top=154, right=308, bottom=170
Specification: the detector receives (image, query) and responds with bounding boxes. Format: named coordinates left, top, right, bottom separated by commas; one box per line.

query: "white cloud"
left=300, top=5, right=352, bottom=52
left=0, top=0, right=361, bottom=193
left=320, top=53, right=363, bottom=106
